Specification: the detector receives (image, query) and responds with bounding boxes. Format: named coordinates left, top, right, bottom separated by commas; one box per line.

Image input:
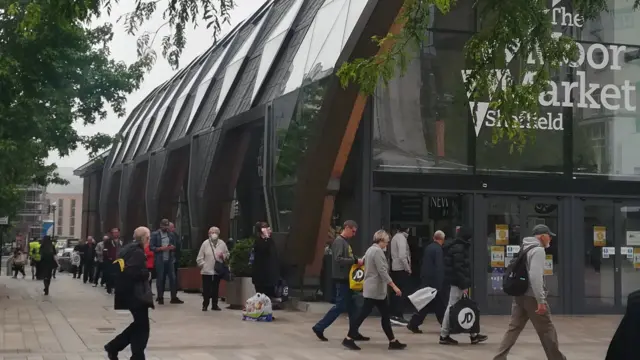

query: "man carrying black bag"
left=439, top=226, right=487, bottom=345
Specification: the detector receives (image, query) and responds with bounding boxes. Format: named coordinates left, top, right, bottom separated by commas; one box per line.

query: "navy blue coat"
left=149, top=230, right=179, bottom=268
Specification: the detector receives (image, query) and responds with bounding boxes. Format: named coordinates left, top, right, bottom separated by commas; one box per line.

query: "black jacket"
left=606, top=289, right=640, bottom=360
left=443, top=231, right=472, bottom=290
left=81, top=243, right=96, bottom=263
left=114, top=242, right=152, bottom=310
left=252, top=237, right=279, bottom=288
left=420, top=241, right=444, bottom=290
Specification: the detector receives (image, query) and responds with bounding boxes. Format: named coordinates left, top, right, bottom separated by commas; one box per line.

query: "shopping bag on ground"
left=242, top=293, right=273, bottom=322
left=349, top=264, right=365, bottom=291
left=448, top=294, right=480, bottom=334
left=408, top=287, right=437, bottom=311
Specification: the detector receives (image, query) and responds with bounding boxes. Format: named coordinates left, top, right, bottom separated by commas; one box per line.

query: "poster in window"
left=593, top=226, right=606, bottom=247
left=495, top=224, right=509, bottom=245
left=490, top=246, right=505, bottom=268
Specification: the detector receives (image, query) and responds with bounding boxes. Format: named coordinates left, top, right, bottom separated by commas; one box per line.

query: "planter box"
left=177, top=267, right=201, bottom=293
left=225, top=277, right=255, bottom=309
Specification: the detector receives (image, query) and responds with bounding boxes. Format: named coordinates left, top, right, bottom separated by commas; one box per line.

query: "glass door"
left=618, top=204, right=640, bottom=308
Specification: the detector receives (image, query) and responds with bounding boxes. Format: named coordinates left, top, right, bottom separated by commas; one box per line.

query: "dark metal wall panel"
left=125, top=163, right=149, bottom=237
left=105, top=170, right=122, bottom=231
left=98, top=155, right=114, bottom=231
left=146, top=150, right=167, bottom=227
left=118, top=163, right=134, bottom=231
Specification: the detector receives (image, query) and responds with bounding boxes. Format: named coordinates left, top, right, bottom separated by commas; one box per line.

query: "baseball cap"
left=532, top=224, right=556, bottom=237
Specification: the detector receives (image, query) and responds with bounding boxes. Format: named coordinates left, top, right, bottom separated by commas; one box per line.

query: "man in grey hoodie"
left=494, top=224, right=566, bottom=360
left=389, top=227, right=411, bottom=325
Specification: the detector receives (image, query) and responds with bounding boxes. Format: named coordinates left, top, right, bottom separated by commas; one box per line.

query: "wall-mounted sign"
left=390, top=196, right=423, bottom=223
left=634, top=248, right=640, bottom=269
left=495, top=224, right=509, bottom=245
left=491, top=246, right=505, bottom=268
left=593, top=226, right=607, bottom=247
left=544, top=255, right=553, bottom=275
left=627, top=231, right=640, bottom=246
left=621, top=247, right=634, bottom=259
left=506, top=245, right=521, bottom=256
left=602, top=247, right=615, bottom=258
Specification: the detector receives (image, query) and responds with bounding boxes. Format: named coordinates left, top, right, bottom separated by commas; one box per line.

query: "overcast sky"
left=47, top=0, right=266, bottom=169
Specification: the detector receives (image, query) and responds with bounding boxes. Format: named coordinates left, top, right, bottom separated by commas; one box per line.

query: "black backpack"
left=502, top=246, right=536, bottom=296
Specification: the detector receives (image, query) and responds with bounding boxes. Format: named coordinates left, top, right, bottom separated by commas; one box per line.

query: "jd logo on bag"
left=449, top=295, right=480, bottom=334
left=349, top=264, right=365, bottom=291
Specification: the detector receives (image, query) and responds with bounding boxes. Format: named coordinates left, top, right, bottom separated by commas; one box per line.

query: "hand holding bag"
left=448, top=293, right=480, bottom=334
left=408, top=287, right=438, bottom=311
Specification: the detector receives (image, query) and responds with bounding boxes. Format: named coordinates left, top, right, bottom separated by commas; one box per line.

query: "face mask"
left=209, top=234, right=219, bottom=241
left=261, top=228, right=270, bottom=237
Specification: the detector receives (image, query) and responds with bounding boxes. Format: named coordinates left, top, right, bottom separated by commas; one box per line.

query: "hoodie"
left=390, top=232, right=411, bottom=272
left=443, top=228, right=472, bottom=289
left=521, top=236, right=547, bottom=304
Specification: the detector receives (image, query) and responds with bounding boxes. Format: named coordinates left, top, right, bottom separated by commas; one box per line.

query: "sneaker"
left=351, top=333, right=370, bottom=341
left=439, top=336, right=459, bottom=345
left=406, top=325, right=423, bottom=334
left=211, top=305, right=221, bottom=311
left=170, top=298, right=184, bottom=304
left=388, top=340, right=407, bottom=350
left=471, top=334, right=488, bottom=344
left=312, top=327, right=328, bottom=342
left=342, top=338, right=361, bottom=350
left=390, top=316, right=409, bottom=326
left=104, top=345, right=118, bottom=360
left=92, top=284, right=98, bottom=287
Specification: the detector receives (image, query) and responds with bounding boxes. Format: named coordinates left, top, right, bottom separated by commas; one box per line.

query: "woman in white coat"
left=196, top=227, right=230, bottom=311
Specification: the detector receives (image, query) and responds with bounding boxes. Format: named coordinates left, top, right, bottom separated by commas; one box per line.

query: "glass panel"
left=578, top=0, right=640, bottom=46
left=282, top=15, right=315, bottom=93
left=145, top=80, right=184, bottom=152
left=373, top=32, right=472, bottom=173
left=185, top=78, right=213, bottom=132
left=430, top=0, right=475, bottom=32
left=229, top=9, right=270, bottom=64
left=119, top=118, right=144, bottom=162
left=620, top=205, right=640, bottom=307
left=486, top=198, right=520, bottom=313
left=201, top=45, right=230, bottom=83
left=131, top=90, right=168, bottom=157
left=583, top=204, right=615, bottom=308
left=304, top=0, right=348, bottom=80
left=162, top=95, right=187, bottom=145
left=273, top=185, right=295, bottom=232
left=342, top=0, right=368, bottom=48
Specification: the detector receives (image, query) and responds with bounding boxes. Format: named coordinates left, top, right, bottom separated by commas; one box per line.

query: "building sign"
left=390, top=196, right=423, bottom=223
left=428, top=196, right=459, bottom=220
left=462, top=0, right=637, bottom=137
left=0, top=217, right=8, bottom=225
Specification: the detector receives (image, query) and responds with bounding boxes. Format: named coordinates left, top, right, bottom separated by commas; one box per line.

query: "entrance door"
left=477, top=196, right=566, bottom=315
left=575, top=199, right=640, bottom=313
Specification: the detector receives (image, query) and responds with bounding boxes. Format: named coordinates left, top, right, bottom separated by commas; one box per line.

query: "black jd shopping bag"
left=448, top=294, right=480, bottom=334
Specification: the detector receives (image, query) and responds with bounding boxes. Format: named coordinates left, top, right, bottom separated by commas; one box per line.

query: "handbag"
left=349, top=264, right=365, bottom=291
left=133, top=281, right=154, bottom=308
left=408, top=287, right=438, bottom=311
left=448, top=293, right=480, bottom=334
left=209, top=240, right=230, bottom=281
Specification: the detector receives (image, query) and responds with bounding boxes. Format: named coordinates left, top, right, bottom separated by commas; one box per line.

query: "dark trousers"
left=83, top=261, right=94, bottom=283
left=94, top=262, right=104, bottom=285
left=12, top=265, right=25, bottom=277
left=408, top=287, right=447, bottom=328
left=105, top=262, right=116, bottom=293
left=77, top=259, right=84, bottom=277
left=313, top=281, right=357, bottom=332
left=106, top=308, right=150, bottom=360
left=390, top=270, right=410, bottom=317
left=201, top=275, right=221, bottom=308
left=148, top=268, right=156, bottom=290
left=349, top=297, right=395, bottom=341
left=43, top=267, right=53, bottom=293
left=254, top=285, right=275, bottom=298
left=156, top=260, right=177, bottom=299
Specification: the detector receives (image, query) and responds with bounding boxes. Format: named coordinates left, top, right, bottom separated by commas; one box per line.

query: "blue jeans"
left=156, top=260, right=177, bottom=300
left=313, top=281, right=357, bottom=332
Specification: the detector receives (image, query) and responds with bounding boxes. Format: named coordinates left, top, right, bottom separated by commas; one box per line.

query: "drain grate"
left=96, top=327, right=116, bottom=333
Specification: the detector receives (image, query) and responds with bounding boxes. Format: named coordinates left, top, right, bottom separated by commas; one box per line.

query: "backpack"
left=502, top=245, right=536, bottom=296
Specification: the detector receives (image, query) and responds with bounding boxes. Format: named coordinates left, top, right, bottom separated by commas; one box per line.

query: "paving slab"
left=0, top=270, right=620, bottom=359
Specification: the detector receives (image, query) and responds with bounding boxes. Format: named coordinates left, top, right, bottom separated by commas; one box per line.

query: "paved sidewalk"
left=0, top=271, right=620, bottom=359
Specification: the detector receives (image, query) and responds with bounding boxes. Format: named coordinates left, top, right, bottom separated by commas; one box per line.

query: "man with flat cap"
left=494, top=224, right=566, bottom=360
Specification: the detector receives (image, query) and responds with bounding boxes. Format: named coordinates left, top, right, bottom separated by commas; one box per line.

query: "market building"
left=75, top=0, right=640, bottom=315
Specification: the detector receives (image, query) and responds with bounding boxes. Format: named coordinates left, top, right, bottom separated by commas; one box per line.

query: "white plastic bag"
left=408, top=287, right=438, bottom=311
left=242, top=293, right=273, bottom=322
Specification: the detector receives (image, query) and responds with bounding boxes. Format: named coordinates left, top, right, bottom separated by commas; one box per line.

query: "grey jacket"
left=95, top=241, right=105, bottom=263
left=331, top=235, right=356, bottom=281
left=522, top=237, right=547, bottom=304
left=390, top=232, right=411, bottom=272
left=362, top=244, right=393, bottom=300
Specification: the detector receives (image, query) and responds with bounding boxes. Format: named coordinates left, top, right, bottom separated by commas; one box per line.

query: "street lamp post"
left=48, top=203, right=57, bottom=239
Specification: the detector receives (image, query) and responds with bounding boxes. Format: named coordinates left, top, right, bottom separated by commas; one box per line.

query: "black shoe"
left=202, top=307, right=208, bottom=312
left=43, top=289, right=49, bottom=296
left=104, top=345, right=118, bottom=360
left=439, top=336, right=459, bottom=345
left=471, top=334, right=488, bottom=344
left=170, top=298, right=184, bottom=304
left=312, top=327, right=328, bottom=342
left=156, top=298, right=164, bottom=305
left=389, top=340, right=407, bottom=350
left=407, top=325, right=423, bottom=334
left=342, top=338, right=361, bottom=350
left=351, top=333, right=370, bottom=341
left=211, top=305, right=221, bottom=311
left=390, top=316, right=409, bottom=326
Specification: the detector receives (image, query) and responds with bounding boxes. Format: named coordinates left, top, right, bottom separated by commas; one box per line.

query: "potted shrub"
left=177, top=249, right=201, bottom=293
left=226, top=238, right=256, bottom=309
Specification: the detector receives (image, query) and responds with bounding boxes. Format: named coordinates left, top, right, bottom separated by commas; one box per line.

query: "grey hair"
left=373, top=229, right=390, bottom=244
left=434, top=230, right=446, bottom=240
left=208, top=226, right=220, bottom=235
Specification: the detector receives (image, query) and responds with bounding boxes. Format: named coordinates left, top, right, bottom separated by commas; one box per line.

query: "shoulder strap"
left=208, top=240, right=218, bottom=262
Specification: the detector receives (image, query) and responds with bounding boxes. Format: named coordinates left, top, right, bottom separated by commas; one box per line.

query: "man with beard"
left=150, top=219, right=183, bottom=305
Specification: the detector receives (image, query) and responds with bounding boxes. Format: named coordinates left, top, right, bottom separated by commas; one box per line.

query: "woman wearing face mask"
left=251, top=222, right=279, bottom=298
left=196, top=227, right=230, bottom=311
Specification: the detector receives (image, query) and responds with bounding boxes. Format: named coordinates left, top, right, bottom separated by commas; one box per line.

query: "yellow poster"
left=593, top=226, right=606, bottom=247
left=496, top=224, right=509, bottom=245
left=634, top=248, right=640, bottom=269
left=544, top=255, right=553, bottom=275
left=490, top=246, right=505, bottom=268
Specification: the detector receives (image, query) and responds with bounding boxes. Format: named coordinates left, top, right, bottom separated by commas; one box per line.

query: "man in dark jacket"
left=104, top=231, right=120, bottom=294
left=407, top=230, right=447, bottom=333
left=82, top=236, right=96, bottom=284
left=439, top=227, right=487, bottom=345
left=606, top=289, right=640, bottom=360
left=105, top=226, right=153, bottom=360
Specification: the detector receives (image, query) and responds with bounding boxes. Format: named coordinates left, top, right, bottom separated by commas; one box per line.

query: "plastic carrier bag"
left=242, top=293, right=273, bottom=322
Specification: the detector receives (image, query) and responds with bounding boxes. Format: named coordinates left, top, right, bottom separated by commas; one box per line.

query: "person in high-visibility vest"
left=29, top=240, right=41, bottom=280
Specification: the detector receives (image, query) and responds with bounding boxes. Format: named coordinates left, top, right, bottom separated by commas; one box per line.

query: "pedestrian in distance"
left=150, top=219, right=183, bottom=305
left=312, top=220, right=369, bottom=342
left=73, top=239, right=85, bottom=279
left=143, top=237, right=155, bottom=295
left=342, top=230, right=407, bottom=351
left=196, top=226, right=230, bottom=311
left=40, top=236, right=57, bottom=296
left=105, top=226, right=154, bottom=360
left=439, top=226, right=488, bottom=345
left=94, top=235, right=108, bottom=287
left=11, top=248, right=26, bottom=278
left=493, top=224, right=566, bottom=360
left=82, top=236, right=97, bottom=284
left=28, top=239, right=41, bottom=280
left=389, top=226, right=412, bottom=326
left=169, top=222, right=181, bottom=290
left=251, top=222, right=279, bottom=299
left=407, top=230, right=448, bottom=333
left=104, top=229, right=121, bottom=294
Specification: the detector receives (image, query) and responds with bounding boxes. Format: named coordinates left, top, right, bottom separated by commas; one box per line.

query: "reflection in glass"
left=273, top=185, right=295, bottom=232
left=579, top=0, right=640, bottom=46
left=304, top=0, right=348, bottom=75
left=162, top=95, right=187, bottom=146
left=620, top=206, right=640, bottom=306
left=583, top=204, right=615, bottom=308
left=342, top=0, right=368, bottom=48
left=282, top=17, right=313, bottom=94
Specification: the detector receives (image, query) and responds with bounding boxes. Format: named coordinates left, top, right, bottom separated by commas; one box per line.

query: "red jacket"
left=144, top=244, right=154, bottom=269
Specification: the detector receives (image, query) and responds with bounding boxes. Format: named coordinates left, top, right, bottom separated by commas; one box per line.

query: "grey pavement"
left=0, top=270, right=620, bottom=359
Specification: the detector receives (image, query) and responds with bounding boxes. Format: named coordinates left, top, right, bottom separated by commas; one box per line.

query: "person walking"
left=104, top=232, right=120, bottom=294
left=439, top=226, right=488, bottom=345
left=40, top=236, right=57, bottom=295
left=493, top=224, right=566, bottom=360
left=150, top=219, right=183, bottom=305
left=389, top=226, right=412, bottom=326
left=73, top=239, right=85, bottom=279
left=82, top=236, right=96, bottom=284
left=94, top=235, right=108, bottom=287
left=251, top=222, right=279, bottom=298
left=28, top=239, right=41, bottom=280
left=342, top=230, right=407, bottom=351
left=312, top=220, right=368, bottom=342
left=196, top=226, right=230, bottom=311
left=11, top=248, right=26, bottom=278
left=144, top=238, right=155, bottom=295
left=104, top=227, right=154, bottom=360
left=407, top=230, right=447, bottom=333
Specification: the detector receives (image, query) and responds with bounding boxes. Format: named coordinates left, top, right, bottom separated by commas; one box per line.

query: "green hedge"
left=229, top=238, right=254, bottom=277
